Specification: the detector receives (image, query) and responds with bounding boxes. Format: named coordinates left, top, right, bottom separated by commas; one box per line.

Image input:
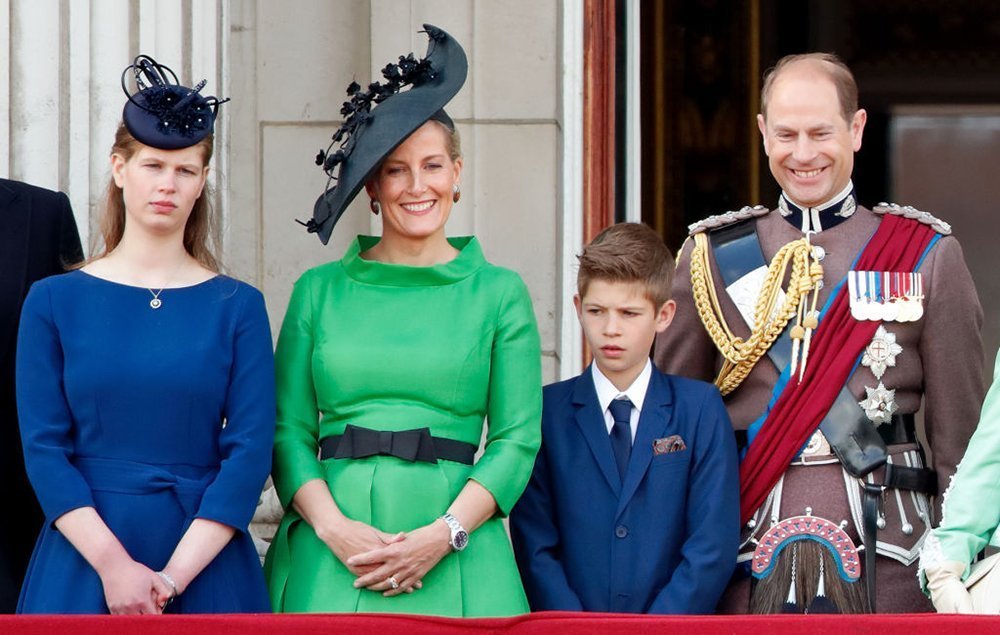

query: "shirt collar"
left=591, top=360, right=652, bottom=415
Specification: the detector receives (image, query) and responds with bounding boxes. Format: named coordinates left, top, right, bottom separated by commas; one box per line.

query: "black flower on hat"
left=121, top=55, right=230, bottom=150
left=300, top=24, right=468, bottom=245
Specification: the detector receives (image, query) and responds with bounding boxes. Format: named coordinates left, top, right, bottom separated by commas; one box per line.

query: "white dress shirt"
left=591, top=360, right=652, bottom=444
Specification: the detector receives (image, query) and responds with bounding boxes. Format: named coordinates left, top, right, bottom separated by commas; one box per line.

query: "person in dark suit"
left=0, top=177, right=83, bottom=612
left=510, top=222, right=739, bottom=614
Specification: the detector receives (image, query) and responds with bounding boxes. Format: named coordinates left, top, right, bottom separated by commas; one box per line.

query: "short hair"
left=577, top=223, right=674, bottom=308
left=760, top=53, right=858, bottom=124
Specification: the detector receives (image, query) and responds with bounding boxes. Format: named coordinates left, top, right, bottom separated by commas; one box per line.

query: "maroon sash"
left=739, top=214, right=937, bottom=523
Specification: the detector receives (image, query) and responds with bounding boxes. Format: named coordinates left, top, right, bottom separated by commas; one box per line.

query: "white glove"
left=925, top=560, right=975, bottom=614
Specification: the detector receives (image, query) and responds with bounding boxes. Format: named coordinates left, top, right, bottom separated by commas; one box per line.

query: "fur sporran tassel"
left=780, top=544, right=801, bottom=613
left=806, top=555, right=840, bottom=614
left=752, top=541, right=869, bottom=613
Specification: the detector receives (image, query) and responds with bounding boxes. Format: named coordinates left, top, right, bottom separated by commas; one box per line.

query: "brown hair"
left=88, top=122, right=221, bottom=271
left=760, top=53, right=858, bottom=124
left=577, top=222, right=674, bottom=308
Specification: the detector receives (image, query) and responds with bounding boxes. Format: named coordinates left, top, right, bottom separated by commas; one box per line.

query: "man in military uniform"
left=655, top=53, right=985, bottom=613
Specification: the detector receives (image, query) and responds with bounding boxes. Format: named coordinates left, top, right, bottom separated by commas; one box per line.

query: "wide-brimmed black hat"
left=303, top=24, right=468, bottom=244
left=121, top=55, right=229, bottom=150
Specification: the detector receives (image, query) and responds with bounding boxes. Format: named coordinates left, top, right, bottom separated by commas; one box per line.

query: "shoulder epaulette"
left=688, top=205, right=770, bottom=236
left=873, top=202, right=952, bottom=236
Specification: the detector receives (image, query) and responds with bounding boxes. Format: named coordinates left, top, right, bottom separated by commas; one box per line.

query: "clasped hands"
left=98, top=558, right=177, bottom=615
left=319, top=517, right=452, bottom=597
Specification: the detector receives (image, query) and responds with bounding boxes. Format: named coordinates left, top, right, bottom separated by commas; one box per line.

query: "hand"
left=98, top=558, right=173, bottom=615
left=348, top=519, right=451, bottom=596
left=926, top=560, right=975, bottom=614
left=152, top=570, right=180, bottom=611
left=316, top=518, right=405, bottom=577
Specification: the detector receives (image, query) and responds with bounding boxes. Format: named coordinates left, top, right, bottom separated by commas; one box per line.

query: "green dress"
left=264, top=236, right=542, bottom=616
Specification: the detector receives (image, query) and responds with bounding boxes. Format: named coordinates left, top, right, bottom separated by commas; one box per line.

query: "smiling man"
left=655, top=54, right=985, bottom=614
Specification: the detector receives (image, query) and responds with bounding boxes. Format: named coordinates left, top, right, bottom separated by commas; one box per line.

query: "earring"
left=452, top=183, right=461, bottom=204
left=370, top=199, right=381, bottom=215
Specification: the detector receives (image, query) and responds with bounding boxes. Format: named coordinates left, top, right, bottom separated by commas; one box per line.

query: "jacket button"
left=615, top=525, right=628, bottom=538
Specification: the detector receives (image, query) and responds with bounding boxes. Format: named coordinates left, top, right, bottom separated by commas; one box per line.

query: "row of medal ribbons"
left=847, top=270, right=924, bottom=322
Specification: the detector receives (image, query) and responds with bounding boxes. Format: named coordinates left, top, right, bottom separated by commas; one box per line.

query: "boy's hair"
left=577, top=222, right=674, bottom=307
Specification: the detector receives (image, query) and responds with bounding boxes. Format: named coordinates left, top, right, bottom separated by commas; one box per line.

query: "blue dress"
left=15, top=270, right=274, bottom=614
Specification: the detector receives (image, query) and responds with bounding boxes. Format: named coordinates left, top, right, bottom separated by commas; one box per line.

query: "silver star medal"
left=859, top=382, right=898, bottom=426
left=861, top=325, right=902, bottom=380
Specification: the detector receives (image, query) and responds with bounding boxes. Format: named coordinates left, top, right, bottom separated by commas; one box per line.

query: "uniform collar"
left=778, top=181, right=857, bottom=233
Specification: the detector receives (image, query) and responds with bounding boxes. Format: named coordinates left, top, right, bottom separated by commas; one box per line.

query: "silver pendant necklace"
left=148, top=288, right=164, bottom=309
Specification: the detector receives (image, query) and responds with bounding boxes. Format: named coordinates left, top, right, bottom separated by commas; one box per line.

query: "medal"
left=910, top=273, right=924, bottom=321
left=849, top=270, right=925, bottom=322
left=898, top=299, right=915, bottom=322
left=863, top=272, right=881, bottom=321
left=881, top=273, right=899, bottom=321
left=859, top=382, right=898, bottom=426
left=849, top=271, right=878, bottom=321
left=862, top=325, right=902, bottom=380
left=849, top=271, right=866, bottom=320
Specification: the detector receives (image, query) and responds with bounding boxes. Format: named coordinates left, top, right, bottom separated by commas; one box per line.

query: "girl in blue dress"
left=15, top=56, right=274, bottom=614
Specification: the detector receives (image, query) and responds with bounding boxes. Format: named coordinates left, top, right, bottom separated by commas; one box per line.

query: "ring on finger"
left=387, top=576, right=400, bottom=590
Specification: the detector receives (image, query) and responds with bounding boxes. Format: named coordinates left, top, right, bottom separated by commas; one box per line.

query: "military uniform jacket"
left=654, top=203, right=985, bottom=612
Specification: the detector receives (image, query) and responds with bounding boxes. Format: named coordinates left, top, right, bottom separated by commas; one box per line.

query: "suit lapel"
left=571, top=370, right=622, bottom=494
left=0, top=181, right=30, bottom=364
left=617, top=370, right=674, bottom=515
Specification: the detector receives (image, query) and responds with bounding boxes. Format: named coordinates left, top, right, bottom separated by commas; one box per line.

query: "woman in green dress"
left=263, top=25, right=542, bottom=616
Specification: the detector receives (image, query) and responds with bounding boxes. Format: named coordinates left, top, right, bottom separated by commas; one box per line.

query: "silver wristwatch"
left=440, top=512, right=469, bottom=551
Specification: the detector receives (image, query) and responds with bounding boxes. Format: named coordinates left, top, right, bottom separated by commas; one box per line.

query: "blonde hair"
left=428, top=119, right=462, bottom=161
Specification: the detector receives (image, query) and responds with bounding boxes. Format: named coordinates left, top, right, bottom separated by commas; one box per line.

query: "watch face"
left=452, top=529, right=469, bottom=551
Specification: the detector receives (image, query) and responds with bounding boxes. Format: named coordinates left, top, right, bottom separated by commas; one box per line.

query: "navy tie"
left=608, top=398, right=633, bottom=480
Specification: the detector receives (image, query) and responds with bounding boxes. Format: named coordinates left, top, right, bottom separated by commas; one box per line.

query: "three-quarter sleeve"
left=195, top=287, right=276, bottom=531
left=468, top=273, right=542, bottom=515
left=16, top=281, right=96, bottom=522
left=271, top=271, right=326, bottom=508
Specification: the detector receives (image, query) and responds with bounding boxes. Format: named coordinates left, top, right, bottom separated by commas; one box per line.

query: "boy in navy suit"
left=510, top=222, right=739, bottom=614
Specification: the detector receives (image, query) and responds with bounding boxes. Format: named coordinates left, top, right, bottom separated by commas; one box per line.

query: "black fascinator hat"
left=121, top=55, right=229, bottom=150
left=302, top=24, right=468, bottom=244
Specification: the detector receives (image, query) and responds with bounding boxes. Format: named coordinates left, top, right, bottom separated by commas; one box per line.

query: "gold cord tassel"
left=690, top=233, right=824, bottom=395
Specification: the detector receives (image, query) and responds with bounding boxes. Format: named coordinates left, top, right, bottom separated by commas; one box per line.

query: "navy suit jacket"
left=0, top=179, right=81, bottom=612
left=510, top=365, right=739, bottom=614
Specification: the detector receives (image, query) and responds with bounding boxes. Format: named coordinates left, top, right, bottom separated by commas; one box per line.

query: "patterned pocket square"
left=653, top=435, right=687, bottom=455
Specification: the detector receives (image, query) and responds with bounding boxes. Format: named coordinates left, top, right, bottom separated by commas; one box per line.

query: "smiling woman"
left=15, top=55, right=274, bottom=615
left=361, top=121, right=463, bottom=264
left=263, top=25, right=542, bottom=617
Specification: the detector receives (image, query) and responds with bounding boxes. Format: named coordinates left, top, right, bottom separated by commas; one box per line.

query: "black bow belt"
left=320, top=425, right=476, bottom=465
